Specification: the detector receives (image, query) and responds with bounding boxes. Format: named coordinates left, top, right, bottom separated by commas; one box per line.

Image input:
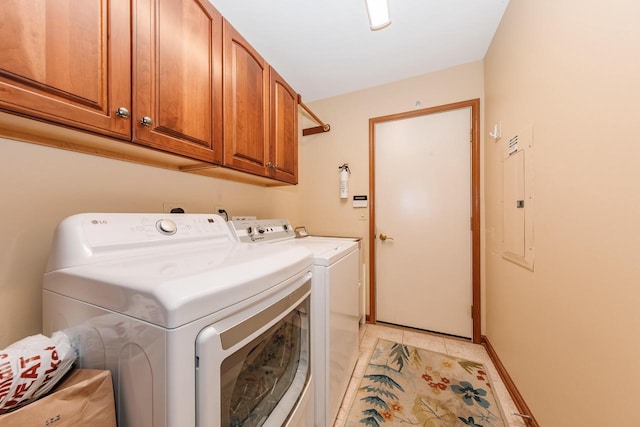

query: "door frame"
left=368, top=98, right=481, bottom=343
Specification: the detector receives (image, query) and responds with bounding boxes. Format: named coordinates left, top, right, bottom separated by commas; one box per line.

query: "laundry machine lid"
left=43, top=213, right=313, bottom=328
left=284, top=238, right=358, bottom=266
left=227, top=219, right=359, bottom=265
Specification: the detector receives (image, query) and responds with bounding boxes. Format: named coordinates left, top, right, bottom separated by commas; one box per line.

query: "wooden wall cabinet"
left=222, top=20, right=270, bottom=177
left=0, top=0, right=131, bottom=139
left=133, top=0, right=223, bottom=163
left=0, top=2, right=299, bottom=184
left=223, top=20, right=299, bottom=184
left=0, top=0, right=223, bottom=163
left=270, top=68, right=299, bottom=184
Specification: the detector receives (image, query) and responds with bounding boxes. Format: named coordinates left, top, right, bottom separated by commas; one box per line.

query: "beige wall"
left=484, top=0, right=640, bottom=425
left=0, top=137, right=301, bottom=348
left=299, top=61, right=484, bottom=321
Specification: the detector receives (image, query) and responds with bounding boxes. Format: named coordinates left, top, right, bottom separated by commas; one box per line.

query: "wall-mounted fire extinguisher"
left=338, top=163, right=350, bottom=199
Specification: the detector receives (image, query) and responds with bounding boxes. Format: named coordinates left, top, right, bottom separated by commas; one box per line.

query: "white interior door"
left=375, top=107, right=472, bottom=338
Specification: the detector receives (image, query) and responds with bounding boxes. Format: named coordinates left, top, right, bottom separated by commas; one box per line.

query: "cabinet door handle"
left=266, top=162, right=277, bottom=169
left=140, top=116, right=153, bottom=127
left=115, top=107, right=130, bottom=118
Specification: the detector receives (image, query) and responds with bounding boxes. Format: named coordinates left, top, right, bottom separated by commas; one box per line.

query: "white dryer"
left=43, top=213, right=315, bottom=427
left=228, top=219, right=361, bottom=427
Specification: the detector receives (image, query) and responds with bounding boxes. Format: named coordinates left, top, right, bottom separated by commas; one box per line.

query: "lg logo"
left=91, top=220, right=108, bottom=225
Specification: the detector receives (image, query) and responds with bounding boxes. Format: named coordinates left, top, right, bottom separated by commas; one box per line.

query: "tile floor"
left=333, top=323, right=527, bottom=427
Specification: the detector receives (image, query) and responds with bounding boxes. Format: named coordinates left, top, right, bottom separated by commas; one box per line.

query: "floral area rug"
left=345, top=339, right=507, bottom=427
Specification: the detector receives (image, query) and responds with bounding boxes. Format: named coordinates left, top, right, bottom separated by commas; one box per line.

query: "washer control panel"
left=46, top=213, right=235, bottom=270
left=80, top=214, right=228, bottom=244
left=228, top=219, right=295, bottom=243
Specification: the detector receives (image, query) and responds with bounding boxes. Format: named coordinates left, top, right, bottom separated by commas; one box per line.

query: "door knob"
left=379, top=233, right=394, bottom=241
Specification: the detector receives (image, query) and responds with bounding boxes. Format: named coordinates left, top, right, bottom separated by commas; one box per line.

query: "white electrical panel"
left=502, top=125, right=534, bottom=271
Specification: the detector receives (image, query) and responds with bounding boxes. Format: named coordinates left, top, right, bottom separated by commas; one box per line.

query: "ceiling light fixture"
left=365, top=0, right=391, bottom=31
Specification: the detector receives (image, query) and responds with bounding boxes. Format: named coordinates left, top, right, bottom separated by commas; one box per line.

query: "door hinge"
left=470, top=217, right=473, bottom=230
left=471, top=305, right=474, bottom=317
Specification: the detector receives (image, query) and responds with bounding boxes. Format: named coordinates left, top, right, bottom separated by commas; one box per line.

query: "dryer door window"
left=220, top=296, right=310, bottom=427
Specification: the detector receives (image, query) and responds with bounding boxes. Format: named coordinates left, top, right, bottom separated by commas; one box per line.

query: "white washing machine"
left=228, top=219, right=361, bottom=427
left=42, top=213, right=315, bottom=427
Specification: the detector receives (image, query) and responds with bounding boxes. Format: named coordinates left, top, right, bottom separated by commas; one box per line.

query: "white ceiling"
left=210, top=0, right=510, bottom=102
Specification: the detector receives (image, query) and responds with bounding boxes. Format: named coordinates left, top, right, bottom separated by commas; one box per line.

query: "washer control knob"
left=156, top=219, right=177, bottom=235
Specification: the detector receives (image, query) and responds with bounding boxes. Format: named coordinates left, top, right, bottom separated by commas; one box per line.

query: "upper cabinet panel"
left=133, top=0, right=223, bottom=163
left=0, top=0, right=131, bottom=138
left=270, top=68, right=298, bottom=184
left=222, top=19, right=270, bottom=176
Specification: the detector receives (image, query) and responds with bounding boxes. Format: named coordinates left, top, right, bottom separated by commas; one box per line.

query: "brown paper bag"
left=0, top=369, right=116, bottom=427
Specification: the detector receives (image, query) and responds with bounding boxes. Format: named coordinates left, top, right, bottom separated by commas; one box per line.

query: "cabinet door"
left=269, top=68, right=298, bottom=184
left=133, top=0, right=223, bottom=163
left=222, top=20, right=270, bottom=177
left=0, top=0, right=131, bottom=138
